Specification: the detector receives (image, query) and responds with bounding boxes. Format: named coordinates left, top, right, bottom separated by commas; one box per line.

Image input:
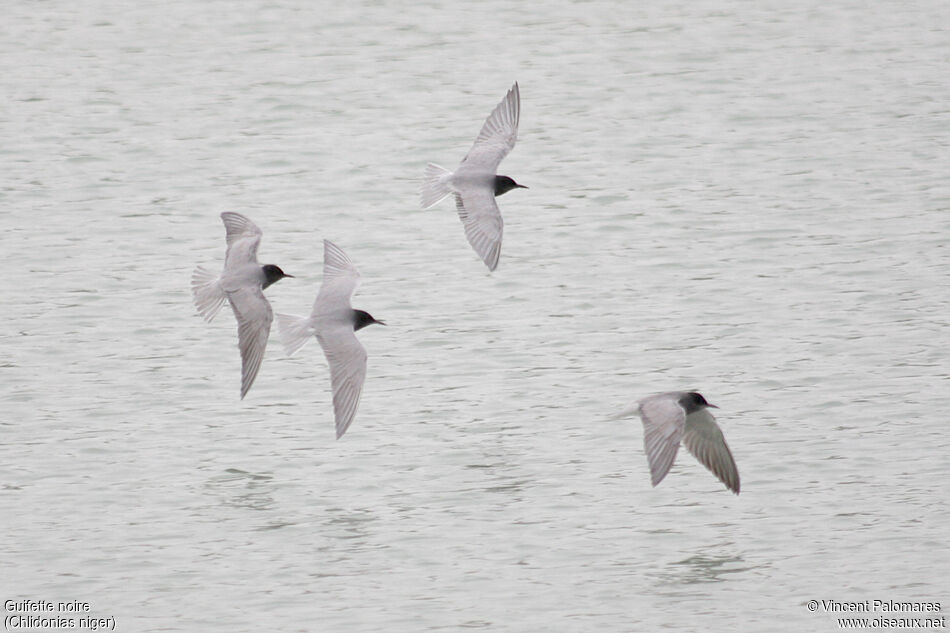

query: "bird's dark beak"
left=283, top=273, right=295, bottom=278
left=517, top=184, right=529, bottom=189
left=708, top=403, right=719, bottom=409
left=376, top=319, right=387, bottom=326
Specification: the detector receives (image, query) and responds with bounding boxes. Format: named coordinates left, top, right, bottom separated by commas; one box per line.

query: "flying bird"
left=277, top=240, right=384, bottom=439
left=615, top=391, right=740, bottom=494
left=191, top=212, right=292, bottom=399
left=421, top=82, right=526, bottom=271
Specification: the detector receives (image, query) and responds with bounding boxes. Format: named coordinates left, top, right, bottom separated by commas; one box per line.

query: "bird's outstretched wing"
left=638, top=395, right=687, bottom=487
left=317, top=325, right=368, bottom=439
left=221, top=212, right=263, bottom=268
left=227, top=285, right=273, bottom=399
left=460, top=82, right=520, bottom=173
left=683, top=409, right=740, bottom=494
left=453, top=191, right=503, bottom=271
left=313, top=240, right=361, bottom=315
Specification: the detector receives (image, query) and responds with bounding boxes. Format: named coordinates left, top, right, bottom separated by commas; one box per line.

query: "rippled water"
left=2, top=1, right=948, bottom=631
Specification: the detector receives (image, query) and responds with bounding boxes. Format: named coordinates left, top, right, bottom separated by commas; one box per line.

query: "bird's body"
left=277, top=240, right=384, bottom=439
left=421, top=82, right=526, bottom=271
left=616, top=391, right=740, bottom=494
left=191, top=212, right=292, bottom=399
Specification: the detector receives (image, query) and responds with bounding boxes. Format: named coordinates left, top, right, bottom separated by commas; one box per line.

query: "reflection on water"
left=320, top=506, right=379, bottom=542
left=205, top=468, right=276, bottom=512
left=662, top=553, right=756, bottom=585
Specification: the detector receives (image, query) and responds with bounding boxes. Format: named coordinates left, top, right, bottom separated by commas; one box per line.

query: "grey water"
left=2, top=1, right=948, bottom=631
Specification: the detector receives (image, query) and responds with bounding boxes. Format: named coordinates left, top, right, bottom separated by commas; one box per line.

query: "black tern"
left=277, top=240, right=384, bottom=439
left=421, top=82, right=526, bottom=272
left=615, top=391, right=740, bottom=494
left=191, top=212, right=292, bottom=399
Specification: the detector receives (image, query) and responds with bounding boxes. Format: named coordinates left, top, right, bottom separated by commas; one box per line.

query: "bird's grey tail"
left=191, top=266, right=226, bottom=322
left=276, top=313, right=314, bottom=356
left=420, top=163, right=453, bottom=209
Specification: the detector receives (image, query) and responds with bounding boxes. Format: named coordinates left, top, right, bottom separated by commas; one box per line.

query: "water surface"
left=1, top=1, right=948, bottom=631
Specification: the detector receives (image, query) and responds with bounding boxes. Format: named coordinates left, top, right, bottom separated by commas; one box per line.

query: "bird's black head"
left=261, top=264, right=293, bottom=289
left=494, top=175, right=528, bottom=197
left=681, top=391, right=718, bottom=413
left=352, top=309, right=385, bottom=331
